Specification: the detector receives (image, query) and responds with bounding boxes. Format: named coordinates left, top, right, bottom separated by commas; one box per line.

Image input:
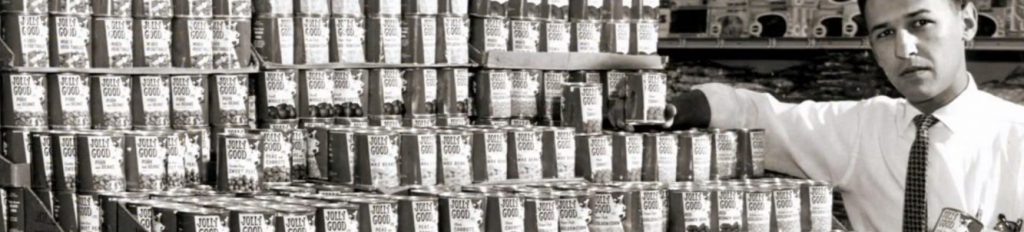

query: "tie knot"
left=913, top=114, right=939, bottom=131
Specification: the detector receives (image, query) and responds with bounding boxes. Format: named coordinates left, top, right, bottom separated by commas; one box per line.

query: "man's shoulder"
left=975, top=91, right=1024, bottom=125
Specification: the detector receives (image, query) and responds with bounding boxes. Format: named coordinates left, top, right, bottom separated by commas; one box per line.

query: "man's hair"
left=856, top=0, right=967, bottom=17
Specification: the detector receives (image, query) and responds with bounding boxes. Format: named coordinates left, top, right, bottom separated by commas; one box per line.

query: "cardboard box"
left=747, top=5, right=811, bottom=38
left=708, top=7, right=750, bottom=37
left=663, top=7, right=713, bottom=38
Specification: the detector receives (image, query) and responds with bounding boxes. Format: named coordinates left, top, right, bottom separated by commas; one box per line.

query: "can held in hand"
left=471, top=128, right=508, bottom=183
left=132, top=17, right=173, bottom=67
left=216, top=133, right=263, bottom=194
left=576, top=134, right=612, bottom=183
left=355, top=129, right=401, bottom=189
left=437, top=129, right=473, bottom=186
left=368, top=69, right=405, bottom=116
left=643, top=132, right=678, bottom=183
left=213, top=0, right=252, bottom=17
left=131, top=75, right=171, bottom=129
left=668, top=182, right=712, bottom=232
left=437, top=15, right=469, bottom=64
left=295, top=15, right=331, bottom=64
left=735, top=128, right=766, bottom=178
left=211, top=16, right=253, bottom=68
left=571, top=20, right=601, bottom=53
left=626, top=71, right=667, bottom=125
left=610, top=131, right=643, bottom=181
left=133, top=0, right=172, bottom=17
left=332, top=69, right=369, bottom=118
left=2, top=73, right=48, bottom=128
left=256, top=69, right=299, bottom=122
left=124, top=131, right=168, bottom=192
left=561, top=83, right=602, bottom=134
left=366, top=15, right=402, bottom=64
left=439, top=192, right=486, bottom=232
left=541, top=126, right=575, bottom=179
left=470, top=16, right=509, bottom=61
left=677, top=130, right=712, bottom=182
left=330, top=15, right=366, bottom=63
left=399, top=130, right=439, bottom=186
left=175, top=0, right=213, bottom=16
left=50, top=13, right=91, bottom=68
left=209, top=74, right=250, bottom=126
left=474, top=69, right=512, bottom=119
left=710, top=129, right=738, bottom=180
left=2, top=13, right=49, bottom=68
left=253, top=17, right=295, bottom=64
left=76, top=131, right=126, bottom=193
left=403, top=68, right=439, bottom=116
left=172, top=17, right=214, bottom=69
left=402, top=14, right=437, bottom=64
left=91, top=75, right=133, bottom=129
left=298, top=69, right=337, bottom=118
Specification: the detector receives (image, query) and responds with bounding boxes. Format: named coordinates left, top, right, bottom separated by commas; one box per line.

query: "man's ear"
left=960, top=1, right=978, bottom=42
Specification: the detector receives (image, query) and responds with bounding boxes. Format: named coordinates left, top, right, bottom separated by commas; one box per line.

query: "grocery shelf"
left=261, top=62, right=479, bottom=70
left=480, top=51, right=665, bottom=70
left=659, top=37, right=1024, bottom=51
left=0, top=66, right=260, bottom=75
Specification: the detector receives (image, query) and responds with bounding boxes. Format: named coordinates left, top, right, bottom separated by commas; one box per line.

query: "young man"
left=608, top=0, right=1024, bottom=230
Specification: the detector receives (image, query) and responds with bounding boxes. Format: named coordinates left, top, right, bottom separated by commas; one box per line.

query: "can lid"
left=225, top=205, right=275, bottom=213
left=438, top=191, right=485, bottom=199
left=387, top=195, right=437, bottom=202
left=551, top=190, right=590, bottom=198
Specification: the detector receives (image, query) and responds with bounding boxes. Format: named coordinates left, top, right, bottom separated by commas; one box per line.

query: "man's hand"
left=605, top=82, right=678, bottom=132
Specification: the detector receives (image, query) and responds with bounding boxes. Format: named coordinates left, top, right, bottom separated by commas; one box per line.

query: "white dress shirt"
left=694, top=76, right=1024, bottom=231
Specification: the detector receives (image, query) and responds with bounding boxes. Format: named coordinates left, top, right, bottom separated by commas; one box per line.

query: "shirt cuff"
left=668, top=90, right=712, bottom=130
left=693, top=83, right=746, bottom=128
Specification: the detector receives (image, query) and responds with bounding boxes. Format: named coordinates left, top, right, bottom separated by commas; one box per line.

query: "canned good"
left=92, top=0, right=130, bottom=16
left=172, top=17, right=214, bottom=68
left=1, top=0, right=46, bottom=13
left=1, top=129, right=35, bottom=167
left=437, top=15, right=469, bottom=64
left=509, top=0, right=543, bottom=18
left=180, top=128, right=210, bottom=186
left=331, top=0, right=363, bottom=16
left=630, top=182, right=669, bottom=232
left=292, top=0, right=329, bottom=15
left=161, top=131, right=187, bottom=189
left=436, top=130, right=473, bottom=186
left=121, top=199, right=156, bottom=230
left=626, top=71, right=667, bottom=125
left=668, top=182, right=711, bottom=232
left=710, top=129, right=738, bottom=180
left=271, top=204, right=317, bottom=231
left=610, top=132, right=642, bottom=181
left=330, top=69, right=368, bottom=118
left=676, top=130, right=712, bottom=182
left=330, top=15, right=366, bottom=63
left=743, top=184, right=773, bottom=232
left=469, top=16, right=509, bottom=61
left=296, top=15, right=331, bottom=64
left=208, top=74, right=250, bottom=126
left=523, top=193, right=559, bottom=232
left=438, top=192, right=486, bottom=232
left=711, top=183, right=745, bottom=232
left=540, top=19, right=570, bottom=52
left=50, top=131, right=79, bottom=191
left=131, top=75, right=171, bottom=129
left=28, top=131, right=53, bottom=189
left=2, top=13, right=49, bottom=67
left=2, top=73, right=48, bottom=128
left=175, top=0, right=213, bottom=16
left=506, top=127, right=543, bottom=180
left=213, top=0, right=252, bottom=17
left=76, top=132, right=126, bottom=193
left=211, top=17, right=253, bottom=68
left=798, top=180, right=832, bottom=232
left=735, top=128, right=766, bottom=178
left=124, top=131, right=169, bottom=192
left=399, top=130, right=438, bottom=186
left=253, top=129, right=293, bottom=185
left=368, top=69, right=405, bottom=116
left=256, top=69, right=299, bottom=121
left=403, top=68, right=439, bottom=116
left=226, top=205, right=276, bottom=232
left=132, top=17, right=173, bottom=67
left=471, top=129, right=508, bottom=183
left=642, top=133, right=678, bottom=183
left=570, top=20, right=601, bottom=53
left=510, top=69, right=541, bottom=120
left=178, top=207, right=230, bottom=232
left=50, top=13, right=91, bottom=67
left=588, top=186, right=631, bottom=231
left=551, top=190, right=589, bottom=232
left=542, top=0, right=569, bottom=20
left=365, top=0, right=400, bottom=15
left=369, top=115, right=402, bottom=128
left=561, top=83, right=602, bottom=134
left=326, top=128, right=358, bottom=184
left=75, top=193, right=103, bottom=232
left=484, top=192, right=525, bottom=232
left=471, top=0, right=508, bottom=16
left=98, top=192, right=149, bottom=232
left=170, top=75, right=209, bottom=128
left=575, top=134, right=612, bottom=183
left=297, top=69, right=337, bottom=118
left=305, top=126, right=331, bottom=180
left=395, top=196, right=440, bottom=232
left=365, top=15, right=402, bottom=64
left=335, top=117, right=369, bottom=127
left=771, top=184, right=801, bottom=232
left=132, top=0, right=172, bottom=17
left=216, top=133, right=263, bottom=194
left=401, top=14, right=437, bottom=64
left=540, top=127, right=575, bottom=179
left=630, top=19, right=657, bottom=55
left=602, top=70, right=627, bottom=106
left=436, top=115, right=469, bottom=127
left=351, top=197, right=399, bottom=232
left=509, top=18, right=541, bottom=52
left=538, top=71, right=567, bottom=123
left=253, top=17, right=295, bottom=64
left=313, top=201, right=360, bottom=232
left=52, top=0, right=90, bottom=13
left=568, top=71, right=601, bottom=83
left=355, top=129, right=401, bottom=188
left=91, top=75, right=133, bottom=129
left=254, top=0, right=292, bottom=17
left=404, top=115, right=437, bottom=128
left=474, top=69, right=512, bottom=119
left=569, top=0, right=604, bottom=20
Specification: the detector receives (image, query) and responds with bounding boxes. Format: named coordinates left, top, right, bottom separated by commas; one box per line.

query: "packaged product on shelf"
left=576, top=134, right=612, bottom=182
left=771, top=182, right=802, bottom=232
left=437, top=68, right=473, bottom=116
left=216, top=133, right=263, bottom=194
left=180, top=128, right=210, bottom=186
left=1, top=0, right=47, bottom=13
left=743, top=183, right=773, bottom=232
left=523, top=193, right=559, bottom=232
left=677, top=130, right=712, bottom=181
left=471, top=0, right=509, bottom=17
left=509, top=0, right=543, bottom=18
left=799, top=180, right=833, bottom=232
left=484, top=191, right=526, bottom=232
left=569, top=0, right=604, bottom=21
left=404, top=115, right=437, bottom=128
left=474, top=69, right=512, bottom=120
left=399, top=129, right=439, bottom=186
left=131, top=75, right=171, bottom=129
left=298, top=69, right=337, bottom=118
left=330, top=15, right=366, bottom=63
left=476, top=118, right=510, bottom=127
left=602, top=70, right=627, bottom=104
left=52, top=0, right=89, bottom=13
left=76, top=193, right=103, bottom=231
left=355, top=129, right=401, bottom=189
left=132, top=17, right=173, bottom=67
left=211, top=16, right=253, bottom=69
left=177, top=207, right=230, bottom=232
left=510, top=69, right=541, bottom=121
left=543, top=0, right=570, bottom=20
left=552, top=190, right=590, bottom=232
left=366, top=14, right=403, bottom=64
left=352, top=197, right=400, bottom=232
left=124, top=131, right=169, bottom=192
left=92, top=0, right=130, bottom=16
left=471, top=128, right=509, bottom=183
left=569, top=70, right=601, bottom=83
left=1, top=73, right=48, bottom=128
left=402, top=14, right=438, bottom=64
left=710, top=128, right=738, bottom=180
left=172, top=16, right=214, bottom=69
left=283, top=127, right=308, bottom=180
left=311, top=201, right=360, bottom=232
left=540, top=126, right=576, bottom=179
left=174, top=0, right=213, bottom=17
left=668, top=182, right=712, bottom=232
left=133, top=0, right=173, bottom=17
left=257, top=69, right=299, bottom=122
left=538, top=71, right=568, bottom=124
left=541, top=18, right=571, bottom=52
left=76, top=131, right=127, bottom=193
left=506, top=127, right=544, bottom=180
left=635, top=182, right=670, bottom=231
left=510, top=118, right=535, bottom=126
left=120, top=199, right=157, bottom=231
left=402, top=0, right=439, bottom=15
left=213, top=0, right=253, bottom=17
left=49, top=13, right=91, bottom=68
left=162, top=131, right=187, bottom=189
left=251, top=129, right=292, bottom=185
left=305, top=126, right=330, bottom=180
left=438, top=0, right=468, bottom=15
left=643, top=132, right=679, bottom=182
left=735, top=128, right=766, bottom=178
left=170, top=75, right=209, bottom=128
left=631, top=19, right=658, bottom=55
left=370, top=114, right=403, bottom=128
left=2, top=13, right=49, bottom=68
left=211, top=126, right=248, bottom=154
left=437, top=15, right=470, bottom=64
left=609, top=0, right=633, bottom=21
left=610, top=131, right=643, bottom=181
left=561, top=83, right=603, bottom=134
left=91, top=74, right=133, bottom=129
left=255, top=0, right=293, bottom=17
left=332, top=69, right=369, bottom=118
left=571, top=19, right=602, bottom=53
left=368, top=69, right=405, bottom=116
left=1, top=129, right=35, bottom=165
left=470, top=16, right=509, bottom=61
left=437, top=114, right=470, bottom=127
left=438, top=192, right=487, bottom=232
left=437, top=130, right=474, bottom=186
left=711, top=183, right=745, bottom=232
left=327, top=128, right=358, bottom=184
left=332, top=0, right=364, bottom=16
left=403, top=68, right=439, bottom=116
left=226, top=205, right=274, bottom=231
left=633, top=0, right=658, bottom=20
left=708, top=7, right=750, bottom=38
left=588, top=186, right=632, bottom=231
left=510, top=17, right=542, bottom=52
left=253, top=17, right=296, bottom=64
left=626, top=71, right=667, bottom=124
left=602, top=19, right=631, bottom=54
left=295, top=15, right=331, bottom=64
left=209, top=74, right=250, bottom=126
left=50, top=130, right=80, bottom=191
left=366, top=0, right=401, bottom=15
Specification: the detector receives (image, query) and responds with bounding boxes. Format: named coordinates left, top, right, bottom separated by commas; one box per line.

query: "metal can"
left=1, top=0, right=46, bottom=13
left=253, top=17, right=296, bottom=64
left=610, top=131, right=642, bottom=181
left=91, top=77, right=133, bottom=129
left=226, top=205, right=276, bottom=232
left=160, top=131, right=187, bottom=189
left=568, top=71, right=601, bottom=83
left=709, top=129, right=738, bottom=180
left=211, top=16, right=253, bottom=68
left=509, top=0, right=542, bottom=18
left=395, top=195, right=440, bottom=232
left=569, top=0, right=605, bottom=20
left=551, top=190, right=589, bottom=232
left=271, top=204, right=317, bottom=232
left=437, top=15, right=469, bottom=64
left=313, top=201, right=360, bottom=232
left=172, top=16, right=214, bottom=69
left=436, top=114, right=469, bottom=127
left=170, top=75, right=209, bottom=128
left=131, top=75, right=171, bottom=129
left=561, top=83, right=602, bottom=134
left=538, top=71, right=567, bottom=124
left=626, top=71, right=667, bottom=125
left=329, top=0, right=363, bottom=16
left=98, top=191, right=149, bottom=232
left=355, top=129, right=401, bottom=188
left=399, top=129, right=439, bottom=186
left=676, top=130, right=712, bottom=182
left=124, top=131, right=169, bottom=192
left=179, top=128, right=211, bottom=186
left=294, top=0, right=329, bottom=15
left=438, top=0, right=467, bottom=15
left=251, top=129, right=293, bottom=185
left=587, top=186, right=631, bottom=231
left=368, top=69, right=405, bottom=116
left=668, top=182, right=712, bottom=232
left=542, top=0, right=569, bottom=20
left=404, top=115, right=437, bottom=128
left=1, top=129, right=35, bottom=165
left=469, top=16, right=509, bottom=61
left=369, top=115, right=402, bottom=128
left=28, top=131, right=54, bottom=189
left=298, top=69, right=337, bottom=118
left=570, top=20, right=601, bottom=53
left=540, top=19, right=570, bottom=52
left=305, top=126, right=332, bottom=180
left=523, top=192, right=559, bottom=232
left=798, top=180, right=832, bottom=232
left=509, top=18, right=541, bottom=52
left=1, top=73, right=48, bottom=128
left=351, top=197, right=399, bottom=232
left=92, top=0, right=130, bottom=16
left=630, top=19, right=657, bottom=55
left=438, top=191, right=486, bottom=232
left=629, top=182, right=669, bottom=232
left=735, top=128, right=767, bottom=179
left=365, top=15, right=402, bottom=64
left=474, top=69, right=512, bottom=120
left=601, top=20, right=629, bottom=54
left=332, top=69, right=369, bottom=118
left=402, top=14, right=437, bottom=64
left=75, top=193, right=103, bottom=232
left=132, top=0, right=172, bottom=17
left=330, top=15, right=366, bottom=63
left=771, top=183, right=802, bottom=232
left=540, top=127, right=575, bottom=179
left=471, top=128, right=508, bottom=183
left=336, top=117, right=369, bottom=127
left=213, top=0, right=253, bottom=17
left=295, top=15, right=331, bottom=64
left=365, top=0, right=400, bottom=15
left=52, top=0, right=90, bottom=13
left=484, top=191, right=525, bottom=232
left=711, top=183, right=745, bottom=232
left=742, top=183, right=773, bottom=232
left=174, top=0, right=213, bottom=16
left=254, top=0, right=292, bottom=17
left=121, top=199, right=157, bottom=231
left=216, top=133, right=263, bottom=194
left=506, top=127, right=543, bottom=180
left=470, top=0, right=507, bottom=16
left=403, top=68, right=439, bottom=116
left=76, top=131, right=126, bottom=193
left=510, top=69, right=541, bottom=121
left=2, top=13, right=49, bottom=67
left=327, top=128, right=359, bottom=184
left=132, top=17, right=173, bottom=67
left=602, top=70, right=627, bottom=105
left=477, top=118, right=510, bottom=127
left=50, top=130, right=79, bottom=191
left=436, top=129, right=473, bottom=186
left=575, top=134, right=612, bottom=183
left=209, top=74, right=250, bottom=126
left=178, top=207, right=230, bottom=232
left=642, top=133, right=678, bottom=183
left=256, top=69, right=299, bottom=121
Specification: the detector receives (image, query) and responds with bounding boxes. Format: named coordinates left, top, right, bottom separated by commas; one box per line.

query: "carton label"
left=448, top=199, right=484, bottom=232
left=484, top=18, right=509, bottom=52
left=104, top=19, right=133, bottom=67
left=500, top=197, right=525, bottom=231
left=335, top=17, right=366, bottom=63
left=303, top=17, right=330, bottom=64
left=141, top=19, right=172, bottom=66
left=368, top=135, right=400, bottom=187
left=485, top=132, right=508, bottom=181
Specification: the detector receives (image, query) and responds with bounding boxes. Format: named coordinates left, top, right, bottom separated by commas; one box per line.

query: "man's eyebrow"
left=867, top=9, right=931, bottom=34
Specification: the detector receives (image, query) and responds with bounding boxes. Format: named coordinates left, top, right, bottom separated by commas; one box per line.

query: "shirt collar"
left=899, top=74, right=979, bottom=137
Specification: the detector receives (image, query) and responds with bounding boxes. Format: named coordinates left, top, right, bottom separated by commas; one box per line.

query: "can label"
left=750, top=130, right=766, bottom=176
left=774, top=189, right=800, bottom=232
left=323, top=209, right=358, bottom=232
left=130, top=204, right=154, bottom=230
left=641, top=190, right=667, bottom=231
left=78, top=194, right=101, bottom=232
left=332, top=70, right=365, bottom=118
left=139, top=0, right=173, bottom=17
left=277, top=18, right=296, bottom=64
left=171, top=76, right=206, bottom=126
left=17, top=15, right=48, bottom=67
left=557, top=198, right=590, bottom=232
left=574, top=22, right=600, bottom=53
left=265, top=71, right=299, bottom=119
left=140, top=19, right=172, bottom=67
left=368, top=135, right=400, bottom=187
left=225, top=137, right=260, bottom=192
left=238, top=213, right=270, bottom=232
left=717, top=190, right=743, bottom=231
left=185, top=0, right=213, bottom=15
left=746, top=192, right=771, bottom=232
left=511, top=20, right=539, bottom=52
left=87, top=136, right=126, bottom=192
left=332, top=0, right=362, bottom=16
left=104, top=18, right=133, bottom=67
left=8, top=74, right=47, bottom=126
left=613, top=22, right=629, bottom=53
left=439, top=134, right=472, bottom=185
left=195, top=215, right=226, bottom=231
left=605, top=71, right=626, bottom=98
left=500, top=197, right=525, bottom=231
left=590, top=193, right=625, bottom=231
left=692, top=135, right=712, bottom=181
left=55, top=15, right=90, bottom=67
left=485, top=132, right=508, bottom=181
left=380, top=17, right=402, bottom=64
left=636, top=21, right=657, bottom=54
left=541, top=72, right=565, bottom=119
left=809, top=186, right=832, bottom=231
left=588, top=136, right=612, bottom=181
left=534, top=199, right=559, bottom=231
left=487, top=71, right=512, bottom=118
left=510, top=71, right=539, bottom=118
left=625, top=135, right=643, bottom=180
left=580, top=86, right=602, bottom=132
left=379, top=70, right=404, bottom=115
left=682, top=191, right=711, bottom=231
left=283, top=214, right=315, bottom=231
left=213, top=75, right=248, bottom=125
left=36, top=134, right=54, bottom=187
left=261, top=131, right=291, bottom=183
left=226, top=0, right=253, bottom=16
left=369, top=203, right=399, bottom=231
left=418, top=135, right=439, bottom=185
left=420, top=17, right=438, bottom=64
left=554, top=130, right=575, bottom=178
left=423, top=70, right=439, bottom=113
left=442, top=17, right=469, bottom=64
left=187, top=19, right=213, bottom=67
left=513, top=131, right=542, bottom=180
left=162, top=134, right=185, bottom=188
left=303, top=70, right=335, bottom=117
left=57, top=135, right=79, bottom=190
left=302, top=17, right=330, bottom=64
left=484, top=18, right=509, bottom=52
left=715, top=132, right=737, bottom=179
left=656, top=135, right=678, bottom=182
left=287, top=130, right=308, bottom=180
left=211, top=19, right=243, bottom=68
left=335, top=17, right=366, bottom=63
left=138, top=76, right=171, bottom=127
left=640, top=73, right=666, bottom=122
left=544, top=21, right=569, bottom=52
left=413, top=201, right=440, bottom=232
left=182, top=130, right=208, bottom=185
left=134, top=136, right=167, bottom=190
left=448, top=198, right=484, bottom=232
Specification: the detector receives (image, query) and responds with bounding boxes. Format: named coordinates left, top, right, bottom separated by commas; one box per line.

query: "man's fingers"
left=662, top=104, right=678, bottom=129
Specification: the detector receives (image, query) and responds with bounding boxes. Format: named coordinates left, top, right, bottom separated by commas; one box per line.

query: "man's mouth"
left=899, top=66, right=932, bottom=77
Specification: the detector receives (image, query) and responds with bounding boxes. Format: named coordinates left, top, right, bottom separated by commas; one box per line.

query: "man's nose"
left=895, top=30, right=918, bottom=59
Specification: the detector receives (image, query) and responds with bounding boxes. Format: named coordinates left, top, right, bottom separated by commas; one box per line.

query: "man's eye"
left=875, top=29, right=894, bottom=39
left=912, top=19, right=932, bottom=28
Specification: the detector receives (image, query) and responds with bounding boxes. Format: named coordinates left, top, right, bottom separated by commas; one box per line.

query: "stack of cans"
left=211, top=0, right=254, bottom=68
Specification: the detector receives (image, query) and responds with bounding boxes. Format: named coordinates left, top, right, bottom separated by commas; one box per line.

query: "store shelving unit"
left=658, top=37, right=1024, bottom=51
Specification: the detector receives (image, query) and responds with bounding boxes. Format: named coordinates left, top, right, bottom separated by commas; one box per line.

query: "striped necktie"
left=903, top=114, right=939, bottom=232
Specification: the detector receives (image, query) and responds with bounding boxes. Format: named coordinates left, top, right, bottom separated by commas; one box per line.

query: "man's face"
left=865, top=0, right=975, bottom=102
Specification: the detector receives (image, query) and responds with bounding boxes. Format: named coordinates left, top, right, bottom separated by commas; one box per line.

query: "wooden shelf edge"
left=262, top=62, right=479, bottom=70
left=481, top=51, right=665, bottom=70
